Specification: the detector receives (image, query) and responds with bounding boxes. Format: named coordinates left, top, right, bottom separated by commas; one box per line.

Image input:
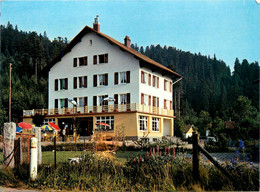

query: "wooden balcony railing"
left=23, top=103, right=174, bottom=117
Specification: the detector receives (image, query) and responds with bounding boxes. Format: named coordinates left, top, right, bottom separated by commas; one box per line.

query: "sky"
left=1, top=0, right=260, bottom=70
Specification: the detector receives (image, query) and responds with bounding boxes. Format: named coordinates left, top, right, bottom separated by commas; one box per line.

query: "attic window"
left=89, top=40, right=92, bottom=45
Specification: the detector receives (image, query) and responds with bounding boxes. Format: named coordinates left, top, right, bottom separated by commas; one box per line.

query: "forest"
left=0, top=22, right=259, bottom=143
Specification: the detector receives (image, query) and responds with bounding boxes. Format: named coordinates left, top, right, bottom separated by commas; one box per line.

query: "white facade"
left=48, top=31, right=174, bottom=109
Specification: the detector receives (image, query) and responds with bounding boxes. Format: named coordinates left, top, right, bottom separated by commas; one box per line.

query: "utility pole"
left=9, top=63, right=12, bottom=122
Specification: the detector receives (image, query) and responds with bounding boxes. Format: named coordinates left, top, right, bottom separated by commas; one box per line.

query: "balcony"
left=23, top=103, right=174, bottom=117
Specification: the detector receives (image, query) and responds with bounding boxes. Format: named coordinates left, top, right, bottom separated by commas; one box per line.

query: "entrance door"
left=77, top=117, right=93, bottom=136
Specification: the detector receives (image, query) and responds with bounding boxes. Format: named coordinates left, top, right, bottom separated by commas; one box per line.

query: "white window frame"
left=78, top=97, right=85, bottom=107
left=120, top=71, right=127, bottom=84
left=154, top=76, right=159, bottom=88
left=60, top=79, right=66, bottom=90
left=152, top=117, right=160, bottom=132
left=98, top=74, right=105, bottom=86
left=139, top=115, right=148, bottom=131
left=120, top=94, right=127, bottom=104
left=96, top=116, right=114, bottom=130
left=60, top=99, right=66, bottom=108
left=144, top=94, right=149, bottom=106
left=43, top=118, right=55, bottom=125
left=144, top=72, right=148, bottom=85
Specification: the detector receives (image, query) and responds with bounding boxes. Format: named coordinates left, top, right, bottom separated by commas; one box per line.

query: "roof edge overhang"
left=41, top=25, right=183, bottom=79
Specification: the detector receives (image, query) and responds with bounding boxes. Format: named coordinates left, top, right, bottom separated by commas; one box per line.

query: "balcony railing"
left=23, top=103, right=174, bottom=117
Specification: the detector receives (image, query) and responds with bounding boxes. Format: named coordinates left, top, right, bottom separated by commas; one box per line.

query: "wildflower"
left=239, top=140, right=245, bottom=150
left=231, top=157, right=237, bottom=165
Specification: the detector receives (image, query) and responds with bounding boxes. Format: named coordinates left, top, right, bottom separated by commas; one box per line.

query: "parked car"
left=205, top=137, right=216, bottom=144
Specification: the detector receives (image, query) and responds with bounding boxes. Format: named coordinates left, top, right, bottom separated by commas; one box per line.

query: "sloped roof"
left=42, top=25, right=183, bottom=78
left=184, top=124, right=193, bottom=133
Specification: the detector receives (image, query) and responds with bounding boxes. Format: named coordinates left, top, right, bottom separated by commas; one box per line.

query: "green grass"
left=0, top=151, right=147, bottom=165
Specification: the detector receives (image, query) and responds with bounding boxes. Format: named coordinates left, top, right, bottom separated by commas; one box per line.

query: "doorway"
left=77, top=117, right=93, bottom=136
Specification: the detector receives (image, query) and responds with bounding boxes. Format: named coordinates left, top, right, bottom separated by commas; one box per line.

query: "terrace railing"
left=23, top=103, right=174, bottom=117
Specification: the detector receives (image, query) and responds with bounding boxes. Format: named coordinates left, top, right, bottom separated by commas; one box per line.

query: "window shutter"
left=73, top=77, right=77, bottom=89
left=153, top=96, right=156, bottom=107
left=93, top=75, right=97, bottom=87
left=73, top=58, right=77, bottom=67
left=84, top=97, right=88, bottom=106
left=149, top=95, right=151, bottom=106
left=127, top=93, right=130, bottom=104
left=65, top=98, right=68, bottom=108
left=104, top=54, right=108, bottom=63
left=141, top=71, right=144, bottom=83
left=164, top=80, right=166, bottom=91
left=93, top=96, right=97, bottom=106
left=114, top=72, right=118, bottom=85
left=164, top=99, right=167, bottom=109
left=149, top=74, right=151, bottom=86
left=170, top=82, right=172, bottom=92
left=152, top=76, right=155, bottom=87
left=127, top=71, right=130, bottom=83
left=84, top=76, right=87, bottom=87
left=141, top=93, right=144, bottom=104
left=157, top=97, right=159, bottom=107
left=105, top=74, right=108, bottom=85
left=55, top=99, right=58, bottom=108
left=170, top=101, right=172, bottom=110
left=93, top=55, right=97, bottom=65
left=65, top=78, right=68, bottom=89
left=114, top=94, right=118, bottom=104
left=55, top=79, right=58, bottom=91
left=84, top=57, right=87, bottom=65
left=157, top=77, right=159, bottom=88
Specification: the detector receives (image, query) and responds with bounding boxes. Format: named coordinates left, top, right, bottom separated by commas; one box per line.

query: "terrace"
left=23, top=103, right=174, bottom=117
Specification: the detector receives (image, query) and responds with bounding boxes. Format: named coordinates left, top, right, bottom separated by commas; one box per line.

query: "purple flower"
left=239, top=140, right=245, bottom=150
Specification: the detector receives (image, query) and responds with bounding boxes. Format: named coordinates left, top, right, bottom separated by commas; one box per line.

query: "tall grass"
left=1, top=151, right=259, bottom=191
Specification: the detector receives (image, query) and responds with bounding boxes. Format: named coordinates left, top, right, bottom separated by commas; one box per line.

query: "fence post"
left=192, top=131, right=199, bottom=182
left=54, top=136, right=56, bottom=168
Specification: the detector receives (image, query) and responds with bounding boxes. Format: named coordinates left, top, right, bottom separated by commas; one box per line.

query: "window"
left=115, top=71, right=130, bottom=85
left=94, top=74, right=108, bottom=87
left=153, top=96, right=159, bottom=107
left=120, top=72, right=127, bottom=84
left=78, top=97, right=87, bottom=107
left=98, top=95, right=108, bottom=106
left=120, top=94, right=127, bottom=104
left=79, top=76, right=87, bottom=88
left=43, top=118, right=55, bottom=125
left=141, top=71, right=150, bottom=85
left=96, top=116, right=114, bottom=130
left=139, top=116, right=148, bottom=131
left=141, top=93, right=150, bottom=105
left=152, top=118, right=160, bottom=131
left=94, top=54, right=108, bottom=64
left=89, top=40, right=92, bottom=45
left=153, top=75, right=159, bottom=88
left=99, top=74, right=105, bottom=86
left=79, top=56, right=88, bottom=66
left=164, top=79, right=172, bottom=91
left=164, top=99, right=172, bottom=109
left=60, top=78, right=68, bottom=90
left=60, top=98, right=68, bottom=108
left=99, top=54, right=108, bottom=63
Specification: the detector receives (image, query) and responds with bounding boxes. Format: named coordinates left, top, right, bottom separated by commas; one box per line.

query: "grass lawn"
left=0, top=150, right=146, bottom=165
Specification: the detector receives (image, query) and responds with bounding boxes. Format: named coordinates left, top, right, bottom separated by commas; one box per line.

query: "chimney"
left=124, top=36, right=131, bottom=48
left=93, top=15, right=100, bottom=32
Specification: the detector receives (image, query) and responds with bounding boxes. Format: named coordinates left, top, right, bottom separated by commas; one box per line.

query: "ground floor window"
left=139, top=115, right=148, bottom=131
left=96, top=116, right=114, bottom=131
left=152, top=117, right=160, bottom=131
left=43, top=118, right=55, bottom=125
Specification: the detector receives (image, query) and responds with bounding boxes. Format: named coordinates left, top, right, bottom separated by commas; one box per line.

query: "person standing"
left=62, top=127, right=66, bottom=142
